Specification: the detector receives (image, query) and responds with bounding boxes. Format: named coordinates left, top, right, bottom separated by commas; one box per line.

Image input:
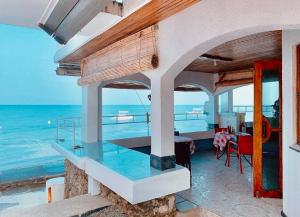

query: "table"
left=175, top=136, right=196, bottom=154
left=213, top=132, right=234, bottom=151
left=213, top=132, right=251, bottom=159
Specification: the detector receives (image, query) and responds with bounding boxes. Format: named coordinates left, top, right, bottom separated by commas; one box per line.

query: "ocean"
left=0, top=105, right=209, bottom=183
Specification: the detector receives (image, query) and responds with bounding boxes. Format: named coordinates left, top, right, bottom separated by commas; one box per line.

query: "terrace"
left=1, top=0, right=300, bottom=217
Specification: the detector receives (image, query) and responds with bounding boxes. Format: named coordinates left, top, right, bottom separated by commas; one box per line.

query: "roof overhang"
left=55, top=0, right=200, bottom=63
left=0, top=0, right=50, bottom=28
left=38, top=0, right=123, bottom=44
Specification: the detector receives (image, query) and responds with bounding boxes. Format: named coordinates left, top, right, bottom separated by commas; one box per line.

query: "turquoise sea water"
left=0, top=105, right=208, bottom=183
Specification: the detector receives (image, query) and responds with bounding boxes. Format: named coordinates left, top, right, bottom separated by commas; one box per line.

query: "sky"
left=0, top=24, right=253, bottom=106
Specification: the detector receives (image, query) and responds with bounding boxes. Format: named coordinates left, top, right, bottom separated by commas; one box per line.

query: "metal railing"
left=233, top=105, right=273, bottom=113
left=56, top=117, right=81, bottom=148
left=56, top=105, right=275, bottom=147
left=56, top=111, right=207, bottom=146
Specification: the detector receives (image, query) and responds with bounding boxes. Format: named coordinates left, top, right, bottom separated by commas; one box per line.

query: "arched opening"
left=173, top=83, right=210, bottom=134
left=101, top=80, right=151, bottom=141
left=171, top=30, right=283, bottom=215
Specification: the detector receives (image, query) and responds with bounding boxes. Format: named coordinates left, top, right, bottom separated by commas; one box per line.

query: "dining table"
left=175, top=136, right=196, bottom=154
left=213, top=131, right=251, bottom=160
left=213, top=132, right=235, bottom=151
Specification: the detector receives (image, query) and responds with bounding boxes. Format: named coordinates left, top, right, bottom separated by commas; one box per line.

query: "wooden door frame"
left=253, top=60, right=282, bottom=198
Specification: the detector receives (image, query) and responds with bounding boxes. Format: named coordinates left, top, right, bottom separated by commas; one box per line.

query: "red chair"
left=214, top=128, right=228, bottom=159
left=225, top=135, right=253, bottom=174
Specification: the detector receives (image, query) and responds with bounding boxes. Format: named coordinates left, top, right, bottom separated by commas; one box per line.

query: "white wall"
left=282, top=30, right=300, bottom=217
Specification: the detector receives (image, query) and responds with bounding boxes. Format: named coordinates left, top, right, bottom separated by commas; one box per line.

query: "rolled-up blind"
left=78, top=25, right=158, bottom=86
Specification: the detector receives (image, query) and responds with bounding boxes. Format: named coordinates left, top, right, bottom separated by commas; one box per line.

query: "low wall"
left=110, top=130, right=214, bottom=149
left=100, top=183, right=176, bottom=217
left=64, top=159, right=176, bottom=217
left=0, top=174, right=64, bottom=192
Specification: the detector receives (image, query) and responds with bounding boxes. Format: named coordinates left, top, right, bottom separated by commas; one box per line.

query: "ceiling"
left=0, top=0, right=50, bottom=28
left=185, top=30, right=282, bottom=73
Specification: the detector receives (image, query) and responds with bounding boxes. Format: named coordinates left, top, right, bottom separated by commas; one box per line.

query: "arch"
left=175, top=71, right=214, bottom=95
left=148, top=0, right=300, bottom=81
left=214, top=83, right=252, bottom=96
left=99, top=73, right=151, bottom=89
left=174, top=82, right=213, bottom=96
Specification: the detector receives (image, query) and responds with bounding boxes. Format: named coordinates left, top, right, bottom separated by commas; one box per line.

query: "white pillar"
left=88, top=175, right=101, bottom=196
left=219, top=90, right=233, bottom=113
left=207, top=94, right=219, bottom=129
left=81, top=84, right=99, bottom=143
left=228, top=89, right=233, bottom=112
left=282, top=30, right=300, bottom=217
left=150, top=76, right=175, bottom=170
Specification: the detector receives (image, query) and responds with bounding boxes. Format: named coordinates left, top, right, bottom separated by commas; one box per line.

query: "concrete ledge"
left=85, top=157, right=190, bottom=204
left=0, top=194, right=111, bottom=217
left=53, top=142, right=190, bottom=204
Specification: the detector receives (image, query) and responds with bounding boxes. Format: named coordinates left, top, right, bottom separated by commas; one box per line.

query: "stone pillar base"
left=150, top=154, right=176, bottom=170
left=64, top=160, right=88, bottom=199
left=100, top=184, right=176, bottom=217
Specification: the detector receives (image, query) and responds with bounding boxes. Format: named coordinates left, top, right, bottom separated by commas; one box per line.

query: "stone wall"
left=64, top=160, right=176, bottom=216
left=100, top=183, right=176, bottom=217
left=64, top=159, right=88, bottom=199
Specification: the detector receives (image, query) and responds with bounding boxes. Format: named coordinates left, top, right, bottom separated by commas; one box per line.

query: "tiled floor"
left=176, top=151, right=282, bottom=217
left=0, top=151, right=283, bottom=217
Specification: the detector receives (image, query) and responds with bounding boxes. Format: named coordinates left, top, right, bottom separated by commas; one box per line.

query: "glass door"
left=253, top=60, right=282, bottom=198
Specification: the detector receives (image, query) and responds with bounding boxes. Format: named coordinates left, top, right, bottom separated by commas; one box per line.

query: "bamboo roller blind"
left=78, top=25, right=158, bottom=86
left=215, top=69, right=254, bottom=87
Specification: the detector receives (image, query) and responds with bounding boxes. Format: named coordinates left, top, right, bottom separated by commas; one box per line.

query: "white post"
left=150, top=76, right=175, bottom=170
left=207, top=94, right=219, bottom=129
left=219, top=90, right=233, bottom=113
left=81, top=84, right=99, bottom=143
left=88, top=175, right=101, bottom=196
left=228, top=89, right=233, bottom=112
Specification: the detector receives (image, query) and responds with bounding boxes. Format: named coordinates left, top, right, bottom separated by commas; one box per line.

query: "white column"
left=228, top=89, right=233, bottom=112
left=81, top=84, right=99, bottom=143
left=88, top=175, right=101, bottom=196
left=207, top=94, right=219, bottom=129
left=282, top=30, right=300, bottom=217
left=219, top=90, right=233, bottom=113
left=150, top=76, right=175, bottom=170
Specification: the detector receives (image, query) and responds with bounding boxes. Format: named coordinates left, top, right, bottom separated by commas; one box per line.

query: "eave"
left=55, top=0, right=200, bottom=64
